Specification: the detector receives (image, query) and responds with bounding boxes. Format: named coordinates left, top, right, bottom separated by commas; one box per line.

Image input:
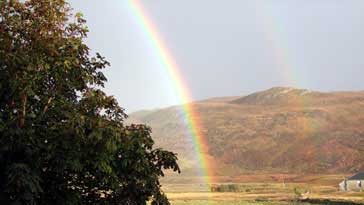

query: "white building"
left=339, top=172, right=364, bottom=192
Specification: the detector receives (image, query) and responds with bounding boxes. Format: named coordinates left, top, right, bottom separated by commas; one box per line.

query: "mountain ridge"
left=128, top=87, right=364, bottom=176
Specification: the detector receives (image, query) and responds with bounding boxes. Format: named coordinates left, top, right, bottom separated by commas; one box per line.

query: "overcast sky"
left=69, top=0, right=364, bottom=112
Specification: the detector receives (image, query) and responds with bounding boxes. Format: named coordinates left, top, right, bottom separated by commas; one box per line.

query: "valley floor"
left=171, top=201, right=318, bottom=205
left=162, top=175, right=364, bottom=205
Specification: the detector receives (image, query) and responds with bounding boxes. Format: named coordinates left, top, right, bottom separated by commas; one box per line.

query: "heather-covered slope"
left=129, top=87, right=364, bottom=176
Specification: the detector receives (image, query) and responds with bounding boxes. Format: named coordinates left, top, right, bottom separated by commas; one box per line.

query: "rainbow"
left=127, top=0, right=213, bottom=190
left=253, top=1, right=313, bottom=132
left=253, top=1, right=308, bottom=89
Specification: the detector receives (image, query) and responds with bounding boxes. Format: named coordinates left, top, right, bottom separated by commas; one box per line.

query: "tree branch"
left=42, top=96, right=54, bottom=115
left=19, top=94, right=27, bottom=127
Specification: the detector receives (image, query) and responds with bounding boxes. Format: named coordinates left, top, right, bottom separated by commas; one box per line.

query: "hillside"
left=128, top=87, right=364, bottom=176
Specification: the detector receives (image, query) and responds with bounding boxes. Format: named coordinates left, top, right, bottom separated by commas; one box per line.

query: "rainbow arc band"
left=127, top=0, right=213, bottom=189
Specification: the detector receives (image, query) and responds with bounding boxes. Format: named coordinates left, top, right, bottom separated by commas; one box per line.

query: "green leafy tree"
left=0, top=0, right=180, bottom=204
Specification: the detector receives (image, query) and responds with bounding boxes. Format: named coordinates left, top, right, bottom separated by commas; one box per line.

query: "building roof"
left=348, top=172, right=364, bottom=180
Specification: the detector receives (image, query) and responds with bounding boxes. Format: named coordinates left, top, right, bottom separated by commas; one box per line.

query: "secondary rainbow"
left=127, top=0, right=213, bottom=188
left=254, top=1, right=313, bottom=132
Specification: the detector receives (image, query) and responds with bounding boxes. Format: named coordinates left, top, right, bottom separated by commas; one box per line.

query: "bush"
left=210, top=184, right=243, bottom=192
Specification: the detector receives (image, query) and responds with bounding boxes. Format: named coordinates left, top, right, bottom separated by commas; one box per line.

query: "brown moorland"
left=129, top=87, right=364, bottom=177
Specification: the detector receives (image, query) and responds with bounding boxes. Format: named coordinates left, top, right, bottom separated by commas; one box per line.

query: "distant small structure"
left=339, top=172, right=364, bottom=192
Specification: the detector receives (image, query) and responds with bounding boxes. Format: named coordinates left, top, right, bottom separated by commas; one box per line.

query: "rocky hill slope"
left=128, top=87, right=364, bottom=176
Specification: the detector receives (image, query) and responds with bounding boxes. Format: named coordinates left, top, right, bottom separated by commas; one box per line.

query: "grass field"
left=161, top=175, right=364, bottom=205
left=171, top=201, right=313, bottom=205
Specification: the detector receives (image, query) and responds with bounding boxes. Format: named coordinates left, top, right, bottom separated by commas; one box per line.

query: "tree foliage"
left=0, top=0, right=180, bottom=204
